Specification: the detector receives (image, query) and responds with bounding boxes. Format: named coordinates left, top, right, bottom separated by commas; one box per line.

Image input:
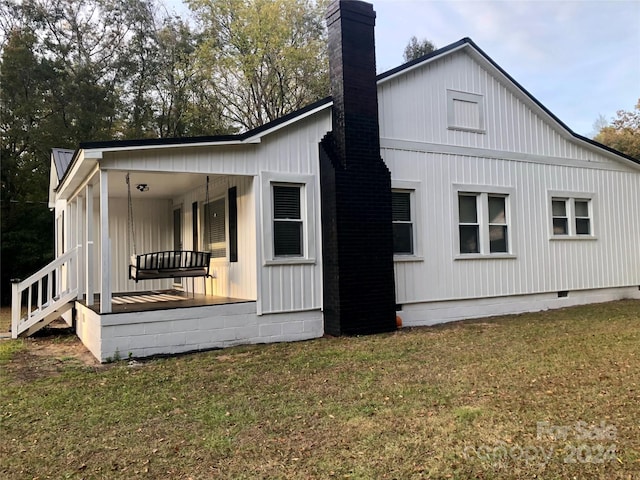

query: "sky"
left=168, top=0, right=640, bottom=137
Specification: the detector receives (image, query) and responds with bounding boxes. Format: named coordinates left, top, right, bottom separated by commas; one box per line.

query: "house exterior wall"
left=385, top=149, right=640, bottom=304
left=378, top=49, right=617, bottom=165
left=256, top=112, right=331, bottom=314
left=378, top=47, right=640, bottom=324
left=173, top=175, right=257, bottom=301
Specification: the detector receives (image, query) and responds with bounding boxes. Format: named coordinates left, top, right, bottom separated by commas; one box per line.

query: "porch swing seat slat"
left=129, top=251, right=212, bottom=282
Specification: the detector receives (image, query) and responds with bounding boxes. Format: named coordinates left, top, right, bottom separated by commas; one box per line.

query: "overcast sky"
left=168, top=0, right=640, bottom=137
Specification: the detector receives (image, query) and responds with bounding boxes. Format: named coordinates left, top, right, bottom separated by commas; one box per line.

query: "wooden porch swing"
left=127, top=173, right=212, bottom=284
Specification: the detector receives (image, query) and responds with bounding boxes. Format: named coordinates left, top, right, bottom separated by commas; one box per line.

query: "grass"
left=2, top=300, right=640, bottom=479
left=0, top=306, right=11, bottom=333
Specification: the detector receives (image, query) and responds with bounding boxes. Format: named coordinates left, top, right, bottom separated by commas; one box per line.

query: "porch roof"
left=53, top=97, right=332, bottom=201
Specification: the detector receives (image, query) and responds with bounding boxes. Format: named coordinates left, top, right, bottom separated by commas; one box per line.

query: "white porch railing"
left=11, top=247, right=79, bottom=338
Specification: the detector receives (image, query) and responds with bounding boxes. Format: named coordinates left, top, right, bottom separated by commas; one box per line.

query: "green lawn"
left=2, top=300, right=640, bottom=479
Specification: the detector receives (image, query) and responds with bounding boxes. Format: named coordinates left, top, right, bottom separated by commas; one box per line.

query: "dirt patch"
left=3, top=322, right=102, bottom=382
left=216, top=352, right=253, bottom=362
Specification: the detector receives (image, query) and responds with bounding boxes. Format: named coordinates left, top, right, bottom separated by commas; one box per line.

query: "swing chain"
left=126, top=173, right=137, bottom=255
left=205, top=176, right=211, bottom=250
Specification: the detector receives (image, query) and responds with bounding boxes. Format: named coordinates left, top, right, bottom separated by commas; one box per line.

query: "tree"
left=0, top=28, right=57, bottom=304
left=187, top=0, right=329, bottom=130
left=403, top=35, right=436, bottom=63
left=117, top=6, right=230, bottom=138
left=150, top=17, right=230, bottom=137
left=594, top=99, right=640, bottom=160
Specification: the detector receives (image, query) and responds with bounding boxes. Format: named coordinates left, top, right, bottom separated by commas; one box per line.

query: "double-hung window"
left=262, top=174, right=316, bottom=265
left=273, top=185, right=303, bottom=257
left=550, top=195, right=593, bottom=237
left=456, top=189, right=511, bottom=256
left=392, top=190, right=414, bottom=255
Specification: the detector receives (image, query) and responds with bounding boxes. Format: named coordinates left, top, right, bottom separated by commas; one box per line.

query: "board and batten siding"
left=100, top=145, right=261, bottom=176
left=379, top=45, right=640, bottom=308
left=378, top=49, right=616, bottom=166
left=173, top=175, right=257, bottom=301
left=102, top=197, right=173, bottom=294
left=256, top=111, right=331, bottom=314
left=384, top=148, right=640, bottom=305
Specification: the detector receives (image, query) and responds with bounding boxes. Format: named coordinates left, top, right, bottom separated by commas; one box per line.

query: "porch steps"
left=18, top=296, right=75, bottom=337
left=12, top=248, right=79, bottom=338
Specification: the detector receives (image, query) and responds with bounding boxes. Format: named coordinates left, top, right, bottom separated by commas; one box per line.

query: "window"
left=262, top=173, right=316, bottom=265
left=552, top=199, right=568, bottom=235
left=574, top=200, right=591, bottom=235
left=447, top=90, right=485, bottom=133
left=488, top=195, right=508, bottom=253
left=273, top=185, right=303, bottom=257
left=392, top=190, right=413, bottom=255
left=458, top=194, right=479, bottom=254
left=204, top=197, right=226, bottom=258
left=457, top=191, right=510, bottom=256
left=550, top=196, right=592, bottom=237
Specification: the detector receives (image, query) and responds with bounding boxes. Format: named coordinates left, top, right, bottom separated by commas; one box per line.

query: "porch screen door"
left=173, top=207, right=182, bottom=286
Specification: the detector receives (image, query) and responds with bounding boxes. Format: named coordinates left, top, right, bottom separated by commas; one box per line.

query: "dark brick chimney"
left=319, top=0, right=396, bottom=336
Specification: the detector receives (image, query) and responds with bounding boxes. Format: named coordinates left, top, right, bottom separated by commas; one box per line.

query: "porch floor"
left=79, top=290, right=253, bottom=314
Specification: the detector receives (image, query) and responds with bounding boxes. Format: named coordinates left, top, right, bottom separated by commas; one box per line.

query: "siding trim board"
left=381, top=138, right=640, bottom=173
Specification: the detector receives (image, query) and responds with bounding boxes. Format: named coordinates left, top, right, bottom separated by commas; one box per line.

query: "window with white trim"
left=273, top=184, right=303, bottom=257
left=551, top=197, right=592, bottom=237
left=262, top=174, right=316, bottom=265
left=457, top=192, right=510, bottom=255
left=392, top=190, right=414, bottom=255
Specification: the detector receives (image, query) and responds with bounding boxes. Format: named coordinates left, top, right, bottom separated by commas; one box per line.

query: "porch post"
left=68, top=201, right=75, bottom=291
left=85, top=184, right=94, bottom=306
left=99, top=169, right=112, bottom=313
left=76, top=196, right=85, bottom=299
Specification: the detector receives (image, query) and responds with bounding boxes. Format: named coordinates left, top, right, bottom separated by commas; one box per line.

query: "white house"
left=12, top=0, right=640, bottom=362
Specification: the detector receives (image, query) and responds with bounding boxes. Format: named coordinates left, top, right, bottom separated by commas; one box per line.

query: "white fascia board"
left=243, top=102, right=333, bottom=142
left=463, top=48, right=639, bottom=169
left=48, top=158, right=58, bottom=209
left=377, top=43, right=470, bottom=85
left=55, top=149, right=102, bottom=200
left=89, top=138, right=260, bottom=155
left=573, top=137, right=640, bottom=171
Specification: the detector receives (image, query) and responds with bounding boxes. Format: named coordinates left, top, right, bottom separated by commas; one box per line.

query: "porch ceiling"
left=107, top=171, right=214, bottom=199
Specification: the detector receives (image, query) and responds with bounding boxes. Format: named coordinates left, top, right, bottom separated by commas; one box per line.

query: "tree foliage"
left=594, top=99, right=640, bottom=160
left=187, top=0, right=329, bottom=129
left=403, top=35, right=436, bottom=63
left=1, top=28, right=57, bottom=299
left=0, top=0, right=228, bottom=303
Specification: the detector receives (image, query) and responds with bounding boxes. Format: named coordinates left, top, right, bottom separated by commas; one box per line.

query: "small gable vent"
left=447, top=90, right=485, bottom=133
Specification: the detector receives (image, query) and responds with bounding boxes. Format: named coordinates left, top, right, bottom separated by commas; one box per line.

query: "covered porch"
left=56, top=163, right=258, bottom=315
left=74, top=292, right=261, bottom=362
